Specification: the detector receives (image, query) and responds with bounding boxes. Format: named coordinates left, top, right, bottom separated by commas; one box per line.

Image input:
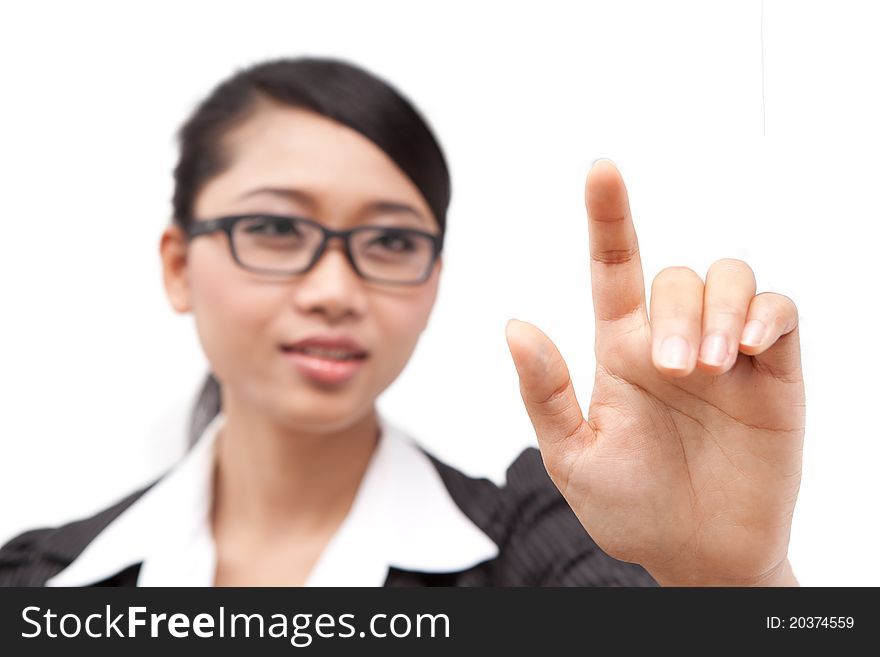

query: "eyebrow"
left=236, top=187, right=429, bottom=226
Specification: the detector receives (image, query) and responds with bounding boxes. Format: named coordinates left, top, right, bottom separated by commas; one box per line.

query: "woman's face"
left=161, top=101, right=443, bottom=433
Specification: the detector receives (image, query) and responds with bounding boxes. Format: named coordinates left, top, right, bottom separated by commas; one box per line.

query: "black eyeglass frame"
left=185, top=213, right=444, bottom=286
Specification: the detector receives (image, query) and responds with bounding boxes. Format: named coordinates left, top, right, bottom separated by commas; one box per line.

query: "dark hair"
left=172, top=56, right=451, bottom=445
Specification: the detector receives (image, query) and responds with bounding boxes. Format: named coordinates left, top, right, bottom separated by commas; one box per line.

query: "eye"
left=243, top=216, right=302, bottom=237
left=369, top=230, right=418, bottom=252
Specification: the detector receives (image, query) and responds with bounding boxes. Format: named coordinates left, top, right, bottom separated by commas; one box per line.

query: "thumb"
left=505, top=319, right=593, bottom=467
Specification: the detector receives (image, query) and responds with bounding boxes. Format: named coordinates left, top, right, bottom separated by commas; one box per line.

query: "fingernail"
left=741, top=319, right=766, bottom=347
left=699, top=333, right=728, bottom=366
left=659, top=335, right=691, bottom=370
left=590, top=157, right=616, bottom=169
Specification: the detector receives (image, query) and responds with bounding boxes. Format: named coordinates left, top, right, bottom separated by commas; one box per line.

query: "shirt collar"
left=46, top=412, right=498, bottom=586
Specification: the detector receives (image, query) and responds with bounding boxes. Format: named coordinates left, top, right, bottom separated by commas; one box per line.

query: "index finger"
left=586, top=159, right=647, bottom=328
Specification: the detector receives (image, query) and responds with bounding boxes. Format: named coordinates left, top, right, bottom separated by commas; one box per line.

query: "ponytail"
left=189, top=372, right=221, bottom=447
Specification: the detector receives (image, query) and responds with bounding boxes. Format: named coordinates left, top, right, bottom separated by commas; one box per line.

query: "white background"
left=1, top=0, right=878, bottom=586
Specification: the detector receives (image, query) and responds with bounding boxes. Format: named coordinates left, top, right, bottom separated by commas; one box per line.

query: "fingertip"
left=590, top=157, right=618, bottom=171
left=505, top=317, right=522, bottom=342
left=587, top=159, right=623, bottom=189
left=585, top=159, right=629, bottom=212
left=505, top=318, right=532, bottom=361
left=505, top=318, right=544, bottom=356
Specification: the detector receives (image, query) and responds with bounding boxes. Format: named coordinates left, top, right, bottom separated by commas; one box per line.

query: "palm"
left=506, top=160, right=805, bottom=586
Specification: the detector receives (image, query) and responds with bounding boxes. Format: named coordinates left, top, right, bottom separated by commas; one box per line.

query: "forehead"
left=193, top=102, right=435, bottom=227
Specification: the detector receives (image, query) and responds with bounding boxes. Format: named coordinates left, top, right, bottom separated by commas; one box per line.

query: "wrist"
left=758, top=557, right=799, bottom=587
left=650, top=557, right=799, bottom=587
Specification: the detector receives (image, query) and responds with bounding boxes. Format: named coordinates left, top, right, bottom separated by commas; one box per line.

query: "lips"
left=280, top=335, right=369, bottom=386
left=280, top=335, right=369, bottom=360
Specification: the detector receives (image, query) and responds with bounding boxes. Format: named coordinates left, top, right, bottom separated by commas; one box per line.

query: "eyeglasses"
left=185, top=214, right=443, bottom=285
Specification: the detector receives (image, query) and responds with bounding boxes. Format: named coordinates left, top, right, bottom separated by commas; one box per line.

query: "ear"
left=160, top=224, right=192, bottom=313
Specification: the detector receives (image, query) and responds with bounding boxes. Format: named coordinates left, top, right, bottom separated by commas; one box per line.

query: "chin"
left=267, top=390, right=373, bottom=432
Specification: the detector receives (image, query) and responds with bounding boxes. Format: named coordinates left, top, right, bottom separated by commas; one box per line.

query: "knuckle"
left=706, top=259, right=757, bottom=299
left=778, top=292, right=799, bottom=315
left=592, top=243, right=640, bottom=266
left=653, top=265, right=702, bottom=291
left=705, top=304, right=744, bottom=318
left=538, top=377, right=573, bottom=409
left=762, top=291, right=800, bottom=326
left=594, top=213, right=628, bottom=224
left=658, top=265, right=699, bottom=279
left=710, top=257, right=754, bottom=276
left=747, top=291, right=800, bottom=337
left=756, top=290, right=797, bottom=310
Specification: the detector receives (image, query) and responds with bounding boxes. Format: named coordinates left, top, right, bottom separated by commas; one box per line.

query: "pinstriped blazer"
left=0, top=446, right=658, bottom=587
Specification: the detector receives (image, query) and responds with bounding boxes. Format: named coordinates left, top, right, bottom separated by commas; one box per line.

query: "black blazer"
left=0, top=447, right=658, bottom=587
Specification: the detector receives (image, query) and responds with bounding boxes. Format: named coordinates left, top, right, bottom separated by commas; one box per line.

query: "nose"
left=290, top=239, right=368, bottom=321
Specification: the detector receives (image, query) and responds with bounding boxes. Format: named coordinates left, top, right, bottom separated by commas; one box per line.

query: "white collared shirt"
left=46, top=413, right=499, bottom=586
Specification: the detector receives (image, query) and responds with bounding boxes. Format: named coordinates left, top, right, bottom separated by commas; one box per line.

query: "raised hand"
left=505, top=160, right=805, bottom=586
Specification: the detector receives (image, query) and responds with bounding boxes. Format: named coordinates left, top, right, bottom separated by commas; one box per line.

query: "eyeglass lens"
left=231, top=215, right=435, bottom=283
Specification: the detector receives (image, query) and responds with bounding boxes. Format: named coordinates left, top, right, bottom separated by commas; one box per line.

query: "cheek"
left=371, top=292, right=436, bottom=378
left=187, top=245, right=281, bottom=381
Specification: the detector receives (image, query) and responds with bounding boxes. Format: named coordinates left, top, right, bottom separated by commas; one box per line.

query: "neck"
left=211, top=392, right=380, bottom=537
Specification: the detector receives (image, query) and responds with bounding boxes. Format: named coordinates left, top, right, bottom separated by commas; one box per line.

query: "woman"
left=0, top=56, right=804, bottom=587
